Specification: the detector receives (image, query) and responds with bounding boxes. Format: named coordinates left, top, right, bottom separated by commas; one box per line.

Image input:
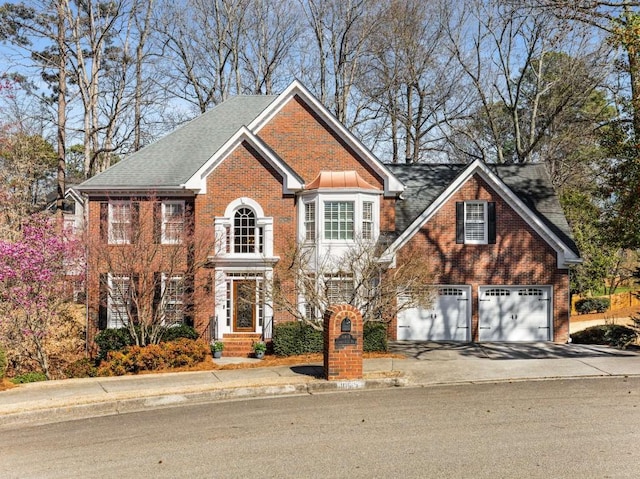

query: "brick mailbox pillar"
left=323, top=304, right=363, bottom=380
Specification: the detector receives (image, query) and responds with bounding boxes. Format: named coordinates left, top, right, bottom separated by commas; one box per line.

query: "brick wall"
left=395, top=174, right=570, bottom=343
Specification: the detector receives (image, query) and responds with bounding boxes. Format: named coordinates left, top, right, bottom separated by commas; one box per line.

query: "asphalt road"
left=2, top=377, right=639, bottom=478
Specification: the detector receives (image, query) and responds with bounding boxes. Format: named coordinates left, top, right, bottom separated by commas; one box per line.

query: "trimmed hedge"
left=364, top=321, right=388, bottom=352
left=96, top=338, right=209, bottom=376
left=575, top=298, right=610, bottom=314
left=159, top=324, right=199, bottom=342
left=571, top=324, right=637, bottom=349
left=272, top=322, right=323, bottom=356
left=272, top=320, right=389, bottom=356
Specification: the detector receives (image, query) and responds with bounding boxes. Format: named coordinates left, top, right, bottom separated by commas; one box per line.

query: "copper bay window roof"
left=305, top=170, right=379, bottom=190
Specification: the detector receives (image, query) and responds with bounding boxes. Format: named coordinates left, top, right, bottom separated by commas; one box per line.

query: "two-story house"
left=77, top=80, right=580, bottom=355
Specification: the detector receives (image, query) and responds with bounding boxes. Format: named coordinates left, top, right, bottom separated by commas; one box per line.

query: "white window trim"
left=107, top=274, right=131, bottom=329
left=464, top=201, right=488, bottom=245
left=298, top=193, right=380, bottom=245
left=161, top=200, right=185, bottom=245
left=108, top=201, right=131, bottom=245
left=214, top=198, right=274, bottom=258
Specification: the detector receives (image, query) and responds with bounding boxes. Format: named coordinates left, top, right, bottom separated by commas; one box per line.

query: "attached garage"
left=478, top=286, right=552, bottom=341
left=397, top=286, right=471, bottom=341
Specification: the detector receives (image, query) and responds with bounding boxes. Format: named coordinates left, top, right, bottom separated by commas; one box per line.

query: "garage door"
left=397, top=286, right=471, bottom=341
left=478, top=286, right=551, bottom=341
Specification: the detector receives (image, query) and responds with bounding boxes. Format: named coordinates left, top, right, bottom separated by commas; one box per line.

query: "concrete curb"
left=0, top=377, right=407, bottom=429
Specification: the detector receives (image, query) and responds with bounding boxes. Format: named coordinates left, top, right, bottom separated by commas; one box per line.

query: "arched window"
left=233, top=207, right=263, bottom=253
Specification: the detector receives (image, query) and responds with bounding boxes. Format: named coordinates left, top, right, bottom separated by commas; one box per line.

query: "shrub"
left=571, top=324, right=637, bottom=349
left=273, top=322, right=323, bottom=356
left=575, top=298, right=610, bottom=314
left=159, top=324, right=199, bottom=342
left=94, top=328, right=134, bottom=361
left=64, top=358, right=97, bottom=378
left=96, top=339, right=209, bottom=376
left=273, top=320, right=389, bottom=356
left=363, top=321, right=388, bottom=352
left=11, top=372, right=47, bottom=384
left=0, top=344, right=6, bottom=379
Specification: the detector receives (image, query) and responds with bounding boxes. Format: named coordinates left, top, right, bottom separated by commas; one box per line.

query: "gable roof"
left=77, top=95, right=277, bottom=191
left=385, top=160, right=580, bottom=267
left=77, top=80, right=403, bottom=197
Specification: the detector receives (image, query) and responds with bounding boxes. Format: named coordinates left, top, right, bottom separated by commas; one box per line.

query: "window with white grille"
left=162, top=274, right=184, bottom=325
left=324, top=201, right=354, bottom=240
left=465, top=202, right=487, bottom=243
left=108, top=274, right=131, bottom=328
left=326, top=275, right=354, bottom=305
left=162, top=201, right=184, bottom=244
left=109, top=202, right=131, bottom=244
left=305, top=202, right=316, bottom=241
left=362, top=202, right=373, bottom=240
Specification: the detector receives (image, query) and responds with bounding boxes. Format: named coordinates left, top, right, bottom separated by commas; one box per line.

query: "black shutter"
left=152, top=272, right=162, bottom=319
left=153, top=202, right=161, bottom=244
left=98, top=273, right=108, bottom=330
left=130, top=274, right=140, bottom=323
left=131, top=202, right=140, bottom=244
left=488, top=202, right=496, bottom=244
left=183, top=273, right=194, bottom=327
left=455, top=202, right=465, bottom=244
left=99, top=202, right=108, bottom=243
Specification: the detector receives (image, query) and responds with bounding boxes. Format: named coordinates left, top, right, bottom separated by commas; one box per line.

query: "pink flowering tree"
left=0, top=214, right=84, bottom=379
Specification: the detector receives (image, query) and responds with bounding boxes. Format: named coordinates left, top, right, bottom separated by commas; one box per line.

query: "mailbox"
left=341, top=317, right=352, bottom=332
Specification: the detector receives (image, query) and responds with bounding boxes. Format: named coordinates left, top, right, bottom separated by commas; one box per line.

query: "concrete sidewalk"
left=1, top=343, right=638, bottom=429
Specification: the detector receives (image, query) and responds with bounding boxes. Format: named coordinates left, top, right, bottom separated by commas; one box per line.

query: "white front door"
left=397, top=286, right=471, bottom=341
left=478, top=286, right=551, bottom=341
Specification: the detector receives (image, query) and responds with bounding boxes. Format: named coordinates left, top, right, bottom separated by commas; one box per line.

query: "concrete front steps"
left=219, top=333, right=263, bottom=357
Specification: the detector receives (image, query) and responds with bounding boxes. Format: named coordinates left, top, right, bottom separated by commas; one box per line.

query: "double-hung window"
left=326, top=274, right=354, bottom=305
left=162, top=274, right=184, bottom=325
left=465, top=202, right=487, bottom=243
left=324, top=201, right=354, bottom=240
left=362, top=202, right=373, bottom=240
left=109, top=202, right=131, bottom=244
left=108, top=274, right=131, bottom=328
left=456, top=201, right=496, bottom=245
left=304, top=202, right=316, bottom=242
left=162, top=201, right=185, bottom=244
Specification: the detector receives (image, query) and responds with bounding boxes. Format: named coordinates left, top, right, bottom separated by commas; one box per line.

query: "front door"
left=234, top=280, right=256, bottom=332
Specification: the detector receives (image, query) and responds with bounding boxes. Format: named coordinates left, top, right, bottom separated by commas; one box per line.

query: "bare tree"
left=360, top=0, right=469, bottom=163
left=299, top=0, right=381, bottom=128
left=88, top=196, right=216, bottom=345
left=240, top=0, right=301, bottom=95
left=153, top=0, right=250, bottom=113
left=269, top=238, right=434, bottom=330
left=447, top=0, right=610, bottom=169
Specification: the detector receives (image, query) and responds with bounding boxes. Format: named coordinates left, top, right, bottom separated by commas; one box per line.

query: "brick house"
left=77, top=80, right=580, bottom=355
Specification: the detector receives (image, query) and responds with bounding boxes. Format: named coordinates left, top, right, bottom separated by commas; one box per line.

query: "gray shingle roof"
left=78, top=95, right=277, bottom=189
left=387, top=163, right=579, bottom=256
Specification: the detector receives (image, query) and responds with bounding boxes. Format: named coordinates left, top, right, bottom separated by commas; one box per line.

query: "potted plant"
left=211, top=341, right=224, bottom=359
left=253, top=341, right=267, bottom=359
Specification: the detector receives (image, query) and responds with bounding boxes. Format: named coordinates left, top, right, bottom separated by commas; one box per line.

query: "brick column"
left=323, top=304, right=363, bottom=380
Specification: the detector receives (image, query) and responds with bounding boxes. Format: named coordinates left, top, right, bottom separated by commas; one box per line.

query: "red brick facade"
left=82, top=84, right=574, bottom=354
left=394, top=175, right=570, bottom=343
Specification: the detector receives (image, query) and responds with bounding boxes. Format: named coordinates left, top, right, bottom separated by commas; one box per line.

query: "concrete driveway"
left=390, top=341, right=640, bottom=361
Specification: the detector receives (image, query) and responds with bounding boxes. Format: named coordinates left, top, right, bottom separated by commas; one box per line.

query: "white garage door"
left=397, top=286, right=471, bottom=341
left=478, top=286, right=551, bottom=341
